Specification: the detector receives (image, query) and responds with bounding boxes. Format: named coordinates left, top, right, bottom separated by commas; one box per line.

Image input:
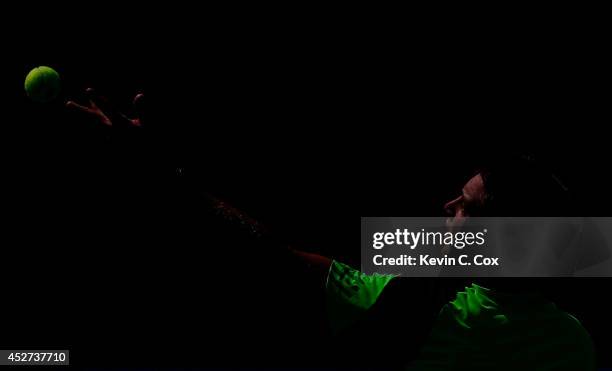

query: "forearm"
left=203, top=192, right=269, bottom=240
left=201, top=191, right=332, bottom=284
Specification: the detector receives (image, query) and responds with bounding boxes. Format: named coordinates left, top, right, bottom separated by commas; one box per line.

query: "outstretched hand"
left=66, top=88, right=144, bottom=127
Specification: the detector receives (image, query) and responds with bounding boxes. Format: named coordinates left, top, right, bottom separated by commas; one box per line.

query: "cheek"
left=454, top=205, right=466, bottom=218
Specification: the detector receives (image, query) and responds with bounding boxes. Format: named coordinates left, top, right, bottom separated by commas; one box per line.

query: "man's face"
left=444, top=173, right=487, bottom=229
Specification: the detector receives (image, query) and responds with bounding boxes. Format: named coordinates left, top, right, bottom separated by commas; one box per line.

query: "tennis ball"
left=24, top=66, right=61, bottom=103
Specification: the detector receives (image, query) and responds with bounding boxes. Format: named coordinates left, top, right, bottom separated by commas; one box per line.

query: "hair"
left=469, top=157, right=578, bottom=300
left=476, top=155, right=576, bottom=216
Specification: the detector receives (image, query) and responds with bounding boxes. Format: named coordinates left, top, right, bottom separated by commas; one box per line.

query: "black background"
left=2, top=6, right=611, bottom=368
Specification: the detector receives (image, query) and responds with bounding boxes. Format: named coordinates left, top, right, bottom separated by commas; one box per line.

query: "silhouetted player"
left=67, top=91, right=596, bottom=370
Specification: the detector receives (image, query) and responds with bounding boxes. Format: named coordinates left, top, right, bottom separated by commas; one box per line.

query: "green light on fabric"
left=325, top=260, right=395, bottom=333
left=450, top=284, right=499, bottom=329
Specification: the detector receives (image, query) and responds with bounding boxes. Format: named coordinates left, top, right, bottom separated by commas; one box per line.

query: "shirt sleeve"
left=325, top=260, right=395, bottom=333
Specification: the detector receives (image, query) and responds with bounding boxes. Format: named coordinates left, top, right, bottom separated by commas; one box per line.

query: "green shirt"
left=325, top=260, right=395, bottom=334
left=325, top=260, right=596, bottom=370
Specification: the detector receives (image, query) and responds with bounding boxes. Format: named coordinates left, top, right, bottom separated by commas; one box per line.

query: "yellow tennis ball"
left=25, top=66, right=61, bottom=103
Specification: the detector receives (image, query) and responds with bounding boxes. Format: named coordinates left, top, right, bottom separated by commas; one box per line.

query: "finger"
left=84, top=88, right=100, bottom=109
left=119, top=112, right=134, bottom=125
left=133, top=93, right=144, bottom=106
left=120, top=113, right=142, bottom=127
left=66, top=100, right=93, bottom=114
left=84, top=88, right=115, bottom=126
left=99, top=113, right=113, bottom=127
left=133, top=93, right=144, bottom=124
left=68, top=98, right=112, bottom=126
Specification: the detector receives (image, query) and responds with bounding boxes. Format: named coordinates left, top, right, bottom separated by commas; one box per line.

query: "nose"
left=444, top=195, right=462, bottom=216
